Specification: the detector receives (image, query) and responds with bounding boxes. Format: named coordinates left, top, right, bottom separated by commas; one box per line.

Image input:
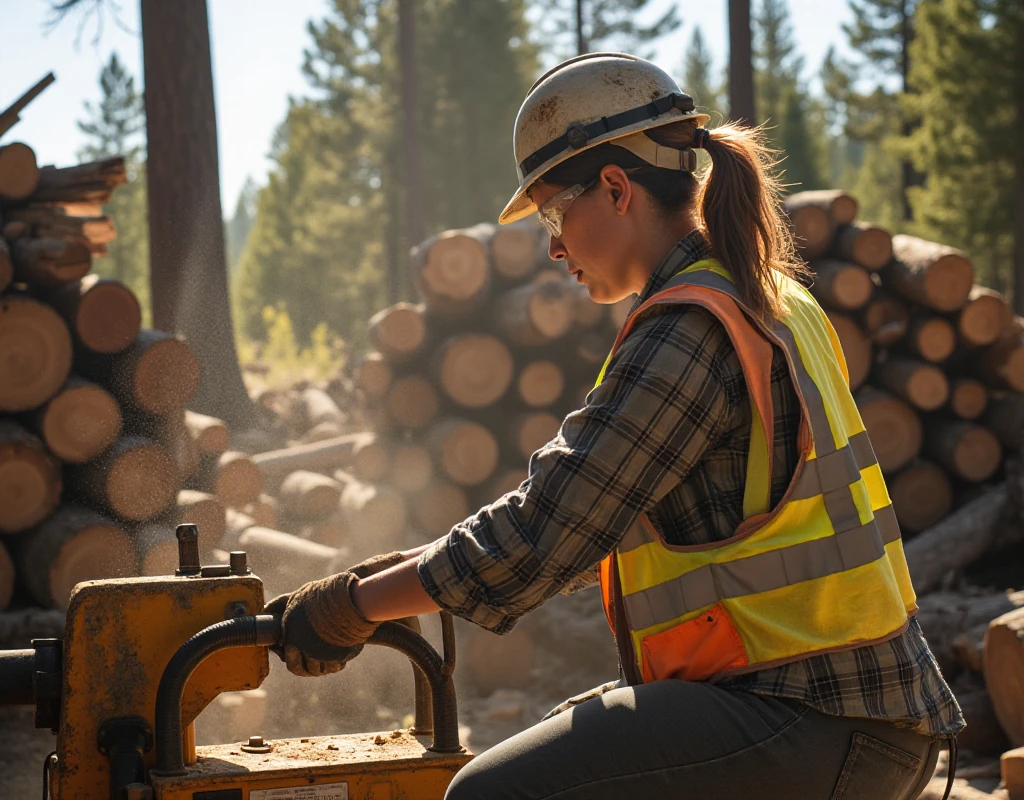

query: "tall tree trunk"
left=899, top=0, right=918, bottom=222
left=576, top=0, right=588, bottom=55
left=728, top=0, right=755, bottom=125
left=140, top=0, right=255, bottom=429
left=1014, top=32, right=1024, bottom=316
left=398, top=0, right=423, bottom=305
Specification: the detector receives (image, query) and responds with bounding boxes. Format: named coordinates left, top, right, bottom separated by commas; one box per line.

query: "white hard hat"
left=499, top=52, right=711, bottom=225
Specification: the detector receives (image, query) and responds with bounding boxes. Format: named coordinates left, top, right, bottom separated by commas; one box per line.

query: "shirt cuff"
left=416, top=533, right=519, bottom=634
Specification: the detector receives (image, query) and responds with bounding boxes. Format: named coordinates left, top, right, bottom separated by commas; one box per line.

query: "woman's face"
left=528, top=165, right=641, bottom=304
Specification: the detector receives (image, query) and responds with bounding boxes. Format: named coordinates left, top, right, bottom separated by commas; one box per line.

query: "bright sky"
left=0, top=0, right=856, bottom=211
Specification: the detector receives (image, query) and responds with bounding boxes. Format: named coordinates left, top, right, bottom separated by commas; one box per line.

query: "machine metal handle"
left=152, top=612, right=461, bottom=776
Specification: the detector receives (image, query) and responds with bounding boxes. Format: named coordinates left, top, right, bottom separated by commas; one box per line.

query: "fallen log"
left=975, top=333, right=1024, bottom=393
left=279, top=470, right=343, bottom=520
left=11, top=237, right=91, bottom=287
left=903, top=314, right=956, bottom=363
left=252, top=432, right=382, bottom=488
left=916, top=590, right=1024, bottom=674
left=46, top=275, right=141, bottom=354
left=883, top=234, right=974, bottom=312
left=0, top=141, right=40, bottom=200
left=876, top=355, right=949, bottom=411
left=435, top=333, right=514, bottom=409
left=426, top=418, right=499, bottom=488
left=385, top=374, right=439, bottom=430
left=956, top=687, right=1011, bottom=757
left=0, top=421, right=62, bottom=534
left=925, top=420, right=1001, bottom=483
left=68, top=435, right=178, bottom=521
left=31, top=156, right=127, bottom=204
left=958, top=286, right=1012, bottom=348
left=237, top=526, right=340, bottom=596
left=984, top=606, right=1024, bottom=746
left=854, top=386, right=922, bottom=473
left=204, top=451, right=263, bottom=509
left=490, top=220, right=539, bottom=281
left=858, top=290, right=909, bottom=346
left=832, top=221, right=892, bottom=271
left=368, top=302, right=427, bottom=363
left=889, top=459, right=952, bottom=535
left=0, top=294, right=73, bottom=412
left=183, top=410, right=230, bottom=455
left=947, top=378, right=989, bottom=421
left=809, top=259, right=872, bottom=311
left=32, top=376, right=121, bottom=463
left=300, top=387, right=346, bottom=429
left=19, top=505, right=134, bottom=609
left=354, top=353, right=392, bottom=400
left=242, top=494, right=279, bottom=530
left=825, top=311, right=871, bottom=391
left=784, top=191, right=845, bottom=258
left=517, top=360, right=565, bottom=409
left=335, top=472, right=409, bottom=549
left=1003, top=747, right=1024, bottom=800
left=495, top=280, right=573, bottom=346
left=410, top=226, right=491, bottom=318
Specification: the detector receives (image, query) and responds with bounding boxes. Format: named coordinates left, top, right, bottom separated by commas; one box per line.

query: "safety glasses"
left=537, top=177, right=598, bottom=239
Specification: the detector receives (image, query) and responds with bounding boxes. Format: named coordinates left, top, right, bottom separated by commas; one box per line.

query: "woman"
left=267, top=53, right=963, bottom=799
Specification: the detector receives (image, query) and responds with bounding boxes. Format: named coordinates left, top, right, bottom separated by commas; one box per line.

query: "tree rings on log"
left=355, top=353, right=392, bottom=400
left=19, top=505, right=133, bottom=609
left=411, top=228, right=490, bottom=318
left=0, top=421, right=61, bottom=534
left=810, top=259, right=872, bottom=311
left=69, top=435, right=178, bottom=521
left=876, top=355, right=949, bottom=411
left=833, top=222, right=892, bottom=271
left=491, top=221, right=539, bottom=281
left=984, top=607, right=1024, bottom=746
left=436, top=334, right=513, bottom=409
left=279, top=470, right=343, bottom=520
left=859, top=291, right=909, bottom=346
left=0, top=294, right=73, bottom=412
left=496, top=281, right=573, bottom=346
left=100, top=329, right=201, bottom=415
left=183, top=410, right=230, bottom=455
left=904, top=315, right=956, bottom=363
left=884, top=235, right=974, bottom=312
left=386, top=374, right=439, bottom=430
left=0, top=142, right=40, bottom=200
left=947, top=378, right=988, bottom=421
left=47, top=275, right=141, bottom=354
left=783, top=195, right=833, bottom=259
left=958, top=286, right=1012, bottom=348
left=925, top=420, right=1001, bottom=483
left=889, top=460, right=952, bottom=535
left=368, top=302, right=427, bottom=363
left=427, top=419, right=499, bottom=487
left=210, top=451, right=264, bottom=509
left=855, top=387, right=922, bottom=473
left=34, top=376, right=122, bottom=463
left=517, top=360, right=565, bottom=408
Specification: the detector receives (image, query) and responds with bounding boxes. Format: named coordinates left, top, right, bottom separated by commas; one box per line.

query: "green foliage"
left=226, top=176, right=259, bottom=275
left=901, top=0, right=1022, bottom=293
left=237, top=304, right=345, bottom=387
left=843, top=0, right=917, bottom=84
left=680, top=27, right=723, bottom=116
left=77, top=52, right=151, bottom=323
left=234, top=0, right=537, bottom=348
left=533, top=0, right=680, bottom=59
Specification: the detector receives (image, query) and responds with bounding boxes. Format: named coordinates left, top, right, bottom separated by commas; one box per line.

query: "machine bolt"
left=248, top=736, right=264, bottom=747
left=241, top=734, right=272, bottom=754
left=174, top=524, right=201, bottom=576
left=229, top=550, right=249, bottom=575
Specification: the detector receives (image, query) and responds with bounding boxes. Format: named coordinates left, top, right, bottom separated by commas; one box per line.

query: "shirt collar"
left=633, top=229, right=714, bottom=309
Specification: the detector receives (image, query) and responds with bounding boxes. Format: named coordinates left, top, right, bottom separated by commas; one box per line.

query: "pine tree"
left=76, top=52, right=151, bottom=320
left=903, top=0, right=1023, bottom=302
left=681, top=27, right=722, bottom=113
left=225, top=176, right=258, bottom=275
left=533, top=0, right=681, bottom=59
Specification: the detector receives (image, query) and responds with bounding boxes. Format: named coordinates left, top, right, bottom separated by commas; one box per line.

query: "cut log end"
left=428, top=419, right=499, bottom=487
left=126, top=332, right=202, bottom=415
left=386, top=375, right=439, bottom=430
left=355, top=353, right=392, bottom=399
left=213, top=451, right=264, bottom=509
left=412, top=481, right=470, bottom=537
left=910, top=317, right=956, bottom=363
left=414, top=231, right=490, bottom=315
left=926, top=420, right=1002, bottom=483
left=517, top=361, right=565, bottom=408
left=984, top=607, right=1024, bottom=747
left=368, top=303, right=427, bottom=361
left=492, top=224, right=538, bottom=280
left=959, top=287, right=1012, bottom=348
left=0, top=295, right=73, bottom=412
left=0, top=142, right=40, bottom=200
left=889, top=460, right=952, bottom=534
left=437, top=334, right=514, bottom=410
left=948, top=379, right=988, bottom=421
left=0, top=422, right=62, bottom=533
left=513, top=412, right=561, bottom=461
left=102, top=439, right=179, bottom=521
left=68, top=277, right=142, bottom=354
left=39, top=379, right=122, bottom=463
left=855, top=387, right=923, bottom=473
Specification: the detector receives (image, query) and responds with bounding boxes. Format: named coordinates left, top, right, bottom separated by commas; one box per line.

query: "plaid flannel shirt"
left=418, top=230, right=964, bottom=738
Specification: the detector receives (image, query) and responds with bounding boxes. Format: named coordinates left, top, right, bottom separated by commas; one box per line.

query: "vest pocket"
left=829, top=733, right=923, bottom=800
left=640, top=602, right=749, bottom=682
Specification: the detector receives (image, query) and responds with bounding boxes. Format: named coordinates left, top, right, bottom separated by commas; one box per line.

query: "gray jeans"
left=447, top=680, right=941, bottom=799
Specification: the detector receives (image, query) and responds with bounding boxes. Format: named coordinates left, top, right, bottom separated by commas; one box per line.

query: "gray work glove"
left=542, top=680, right=622, bottom=721
left=265, top=551, right=405, bottom=677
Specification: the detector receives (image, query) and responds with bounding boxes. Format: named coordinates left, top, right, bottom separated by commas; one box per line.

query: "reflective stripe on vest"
left=598, top=259, right=917, bottom=684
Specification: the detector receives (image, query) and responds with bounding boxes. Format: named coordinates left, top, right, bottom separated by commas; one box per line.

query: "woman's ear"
left=600, top=164, right=632, bottom=217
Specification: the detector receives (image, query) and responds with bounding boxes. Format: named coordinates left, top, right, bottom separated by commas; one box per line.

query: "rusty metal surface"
left=56, top=574, right=268, bottom=799
left=150, top=730, right=472, bottom=800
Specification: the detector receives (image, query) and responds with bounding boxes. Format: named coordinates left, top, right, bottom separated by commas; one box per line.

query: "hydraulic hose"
left=153, top=615, right=280, bottom=775
left=0, top=650, right=35, bottom=706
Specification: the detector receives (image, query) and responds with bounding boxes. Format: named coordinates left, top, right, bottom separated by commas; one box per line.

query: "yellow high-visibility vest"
left=597, top=259, right=917, bottom=684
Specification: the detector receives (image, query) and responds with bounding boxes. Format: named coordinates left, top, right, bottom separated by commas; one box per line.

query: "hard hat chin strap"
left=615, top=132, right=697, bottom=172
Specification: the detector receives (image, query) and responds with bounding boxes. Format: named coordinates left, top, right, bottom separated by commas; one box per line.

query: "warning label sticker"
left=249, top=783, right=349, bottom=800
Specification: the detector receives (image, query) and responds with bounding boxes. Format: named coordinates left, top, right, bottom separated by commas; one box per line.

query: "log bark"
left=517, top=360, right=565, bottom=408
left=0, top=421, right=61, bottom=534
left=508, top=412, right=562, bottom=461
left=826, top=312, right=872, bottom=391
left=32, top=375, right=122, bottom=463
left=854, top=387, right=923, bottom=473
left=205, top=450, right=263, bottom=509
left=495, top=281, right=573, bottom=346
left=80, top=329, right=201, bottom=415
left=236, top=526, right=339, bottom=596
left=347, top=435, right=390, bottom=483
left=5, top=207, right=115, bottom=249
left=925, top=419, right=1001, bottom=483
left=0, top=542, right=13, bottom=610
left=958, top=286, right=1012, bottom=348
left=0, top=142, right=40, bottom=200
left=252, top=432, right=381, bottom=488
left=876, top=355, right=949, bottom=411
left=0, top=294, right=73, bottom=412
left=300, top=387, right=346, bottom=429
left=491, top=220, right=540, bottom=281
left=975, top=333, right=1024, bottom=392
left=10, top=237, right=90, bottom=287
left=783, top=192, right=836, bottom=259
left=354, top=353, right=392, bottom=400
left=984, top=607, right=1024, bottom=746
left=904, top=475, right=1024, bottom=594
left=1003, top=747, right=1024, bottom=798
left=0, top=239, right=11, bottom=294
left=903, top=314, right=956, bottom=363
left=160, top=411, right=201, bottom=481
left=19, top=505, right=134, bottom=609
left=46, top=274, right=141, bottom=354
left=809, top=259, right=873, bottom=310
left=174, top=489, right=227, bottom=553
left=0, top=608, right=66, bottom=649
left=300, top=420, right=345, bottom=444
left=367, top=302, right=427, bottom=363
left=410, top=227, right=491, bottom=318
left=335, top=472, right=409, bottom=547
left=985, top=392, right=1024, bottom=450
left=948, top=378, right=989, bottom=421
left=889, top=459, right=952, bottom=535
left=389, top=443, right=433, bottom=494
left=883, top=234, right=974, bottom=312
left=183, top=410, right=230, bottom=455
left=426, top=419, right=499, bottom=487
left=386, top=374, right=439, bottom=430
left=435, top=334, right=514, bottom=409
left=411, top=480, right=470, bottom=536
left=833, top=222, right=893, bottom=271
left=32, top=156, right=126, bottom=204
left=859, top=290, right=909, bottom=346
left=68, top=435, right=179, bottom=522
left=916, top=591, right=1024, bottom=674
left=135, top=522, right=179, bottom=577
left=789, top=189, right=858, bottom=225
left=278, top=470, right=343, bottom=520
